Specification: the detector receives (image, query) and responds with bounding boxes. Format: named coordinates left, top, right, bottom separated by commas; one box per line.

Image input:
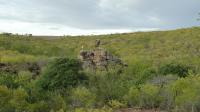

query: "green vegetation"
left=0, top=27, right=200, bottom=111
left=37, top=58, right=87, bottom=91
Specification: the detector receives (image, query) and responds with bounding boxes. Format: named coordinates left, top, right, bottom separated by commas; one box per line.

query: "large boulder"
left=79, top=40, right=127, bottom=70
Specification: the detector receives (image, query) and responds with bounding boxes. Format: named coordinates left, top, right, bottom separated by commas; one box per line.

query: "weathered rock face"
left=79, top=40, right=127, bottom=70
left=0, top=62, right=43, bottom=76
left=0, top=63, right=17, bottom=74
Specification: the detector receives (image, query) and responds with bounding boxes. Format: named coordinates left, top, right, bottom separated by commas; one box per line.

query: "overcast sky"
left=0, top=0, right=200, bottom=35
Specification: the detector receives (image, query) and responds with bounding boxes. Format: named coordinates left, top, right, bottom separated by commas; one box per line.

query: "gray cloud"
left=0, top=0, right=200, bottom=30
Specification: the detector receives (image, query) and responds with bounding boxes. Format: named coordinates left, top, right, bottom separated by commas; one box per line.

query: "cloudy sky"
left=0, top=0, right=200, bottom=35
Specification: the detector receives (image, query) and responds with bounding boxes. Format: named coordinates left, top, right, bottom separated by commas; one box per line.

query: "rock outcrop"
left=0, top=63, right=17, bottom=74
left=0, top=62, right=42, bottom=76
left=79, top=40, right=127, bottom=70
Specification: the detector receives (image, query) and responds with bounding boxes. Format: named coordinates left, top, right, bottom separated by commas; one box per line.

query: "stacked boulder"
left=79, top=40, right=127, bottom=70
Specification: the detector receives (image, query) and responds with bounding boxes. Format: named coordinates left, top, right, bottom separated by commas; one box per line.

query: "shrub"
left=15, top=71, right=32, bottom=88
left=149, top=75, right=178, bottom=87
left=37, top=58, right=88, bottom=91
left=135, top=68, right=157, bottom=85
left=168, top=75, right=200, bottom=112
left=159, top=63, right=192, bottom=77
left=89, top=71, right=127, bottom=105
left=11, top=43, right=32, bottom=54
left=28, top=101, right=49, bottom=112
left=0, top=86, right=11, bottom=112
left=0, top=72, right=19, bottom=88
left=0, top=50, right=40, bottom=63
left=125, top=84, right=162, bottom=108
left=71, top=86, right=96, bottom=107
left=140, top=84, right=162, bottom=108
left=124, top=86, right=140, bottom=107
left=0, top=85, right=30, bottom=112
left=9, top=87, right=29, bottom=111
left=47, top=94, right=67, bottom=112
left=107, top=100, right=126, bottom=109
left=123, top=58, right=156, bottom=85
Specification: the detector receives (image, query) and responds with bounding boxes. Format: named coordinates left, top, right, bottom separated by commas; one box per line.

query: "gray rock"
left=79, top=40, right=127, bottom=70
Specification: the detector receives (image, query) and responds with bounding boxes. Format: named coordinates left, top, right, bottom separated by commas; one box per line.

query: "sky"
left=0, top=0, right=200, bottom=36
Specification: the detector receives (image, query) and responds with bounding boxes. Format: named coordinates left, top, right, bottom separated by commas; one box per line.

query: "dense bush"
left=167, top=75, right=200, bottom=112
left=159, top=63, right=192, bottom=77
left=0, top=72, right=19, bottom=88
left=0, top=86, right=29, bottom=112
left=125, top=84, right=162, bottom=108
left=37, top=58, right=88, bottom=91
left=87, top=70, right=128, bottom=105
left=139, top=84, right=162, bottom=108
left=15, top=71, right=32, bottom=88
left=0, top=86, right=11, bottom=112
left=70, top=86, right=96, bottom=108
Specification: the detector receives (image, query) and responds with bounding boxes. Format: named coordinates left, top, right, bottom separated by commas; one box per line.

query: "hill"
left=0, top=27, right=200, bottom=112
left=1, top=27, right=200, bottom=73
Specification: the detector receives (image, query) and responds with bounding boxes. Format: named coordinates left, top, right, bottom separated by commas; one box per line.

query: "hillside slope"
left=1, top=27, right=200, bottom=71
left=1, top=27, right=200, bottom=112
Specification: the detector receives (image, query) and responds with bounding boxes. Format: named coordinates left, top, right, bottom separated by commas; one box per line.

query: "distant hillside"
left=1, top=27, right=200, bottom=69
